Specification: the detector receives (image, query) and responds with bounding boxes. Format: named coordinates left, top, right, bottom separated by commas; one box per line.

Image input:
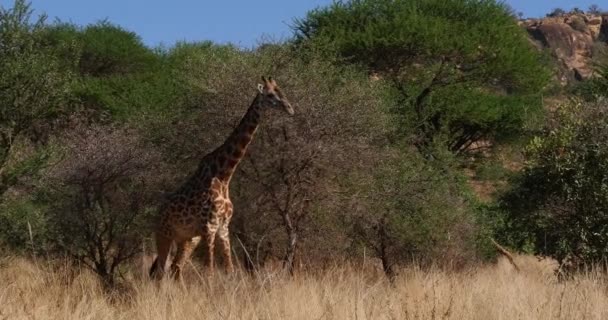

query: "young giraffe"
left=150, top=76, right=294, bottom=279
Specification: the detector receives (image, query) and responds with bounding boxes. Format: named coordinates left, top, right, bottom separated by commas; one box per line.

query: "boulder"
left=522, top=13, right=608, bottom=84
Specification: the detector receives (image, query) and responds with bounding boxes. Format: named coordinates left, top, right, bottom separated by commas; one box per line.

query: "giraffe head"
left=257, top=76, right=295, bottom=116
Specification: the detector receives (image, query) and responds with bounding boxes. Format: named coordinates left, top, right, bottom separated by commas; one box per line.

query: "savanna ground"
left=1, top=255, right=607, bottom=320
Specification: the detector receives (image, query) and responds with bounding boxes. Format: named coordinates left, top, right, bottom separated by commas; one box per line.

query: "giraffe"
left=149, top=76, right=294, bottom=279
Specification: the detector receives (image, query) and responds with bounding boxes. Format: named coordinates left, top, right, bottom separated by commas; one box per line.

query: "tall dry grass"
left=1, top=254, right=607, bottom=320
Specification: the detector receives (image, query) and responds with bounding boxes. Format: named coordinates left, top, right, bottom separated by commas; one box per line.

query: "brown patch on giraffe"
left=227, top=157, right=238, bottom=168
left=238, top=135, right=251, bottom=148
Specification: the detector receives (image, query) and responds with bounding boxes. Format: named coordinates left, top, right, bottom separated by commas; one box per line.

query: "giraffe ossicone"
left=149, top=76, right=294, bottom=280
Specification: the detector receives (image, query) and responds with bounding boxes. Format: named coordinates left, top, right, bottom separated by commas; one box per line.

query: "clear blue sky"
left=0, top=0, right=603, bottom=48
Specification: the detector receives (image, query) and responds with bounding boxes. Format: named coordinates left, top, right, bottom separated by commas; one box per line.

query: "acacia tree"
left=587, top=5, right=602, bottom=15
left=294, top=0, right=549, bottom=156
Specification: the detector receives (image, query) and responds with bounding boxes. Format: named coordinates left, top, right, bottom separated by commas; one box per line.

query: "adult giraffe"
left=150, top=76, right=294, bottom=279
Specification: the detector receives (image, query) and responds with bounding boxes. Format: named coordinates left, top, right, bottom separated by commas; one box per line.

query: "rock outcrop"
left=521, top=13, right=608, bottom=84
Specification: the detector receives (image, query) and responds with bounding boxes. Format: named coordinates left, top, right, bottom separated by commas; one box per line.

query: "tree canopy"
left=294, top=0, right=550, bottom=154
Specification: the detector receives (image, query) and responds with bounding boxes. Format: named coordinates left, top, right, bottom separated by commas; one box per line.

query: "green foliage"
left=500, top=100, right=608, bottom=270
left=475, top=161, right=510, bottom=181
left=293, top=0, right=549, bottom=155
left=70, top=22, right=172, bottom=121
left=77, top=21, right=158, bottom=76
left=37, top=20, right=171, bottom=122
left=0, top=0, right=76, bottom=195
left=574, top=61, right=608, bottom=100
left=294, top=0, right=546, bottom=90
left=347, top=143, right=484, bottom=272
left=0, top=197, right=48, bottom=253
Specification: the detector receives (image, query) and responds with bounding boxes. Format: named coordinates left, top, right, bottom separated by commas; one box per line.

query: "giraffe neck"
left=213, top=94, right=262, bottom=181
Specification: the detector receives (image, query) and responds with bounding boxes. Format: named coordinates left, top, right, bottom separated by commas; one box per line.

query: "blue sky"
left=0, top=0, right=603, bottom=48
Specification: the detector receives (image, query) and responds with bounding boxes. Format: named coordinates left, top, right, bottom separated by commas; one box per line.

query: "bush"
left=547, top=8, right=566, bottom=17
left=0, top=197, right=48, bottom=254
left=77, top=21, right=158, bottom=77
left=39, top=20, right=173, bottom=122
left=573, top=61, right=608, bottom=100
left=346, top=144, right=483, bottom=276
left=588, top=4, right=602, bottom=15
left=42, top=124, right=166, bottom=284
left=500, top=100, right=608, bottom=271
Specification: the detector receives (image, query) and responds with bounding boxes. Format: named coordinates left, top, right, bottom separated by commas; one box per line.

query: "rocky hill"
left=521, top=13, right=608, bottom=84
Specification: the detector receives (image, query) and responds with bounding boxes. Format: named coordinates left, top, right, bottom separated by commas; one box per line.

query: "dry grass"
left=1, top=255, right=607, bottom=320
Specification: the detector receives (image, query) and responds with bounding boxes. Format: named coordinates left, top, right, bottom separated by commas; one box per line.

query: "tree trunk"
left=378, top=219, right=395, bottom=281
left=282, top=211, right=298, bottom=275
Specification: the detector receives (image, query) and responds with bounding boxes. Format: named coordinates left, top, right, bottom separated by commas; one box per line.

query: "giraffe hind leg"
left=170, top=237, right=201, bottom=280
left=150, top=232, right=172, bottom=280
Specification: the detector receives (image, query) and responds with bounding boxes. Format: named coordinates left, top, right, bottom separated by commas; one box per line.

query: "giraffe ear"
left=257, top=83, right=264, bottom=93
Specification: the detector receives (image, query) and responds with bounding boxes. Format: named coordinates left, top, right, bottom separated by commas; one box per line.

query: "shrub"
left=346, top=144, right=482, bottom=276
left=588, top=4, right=602, bottom=15
left=77, top=21, right=158, bottom=77
left=43, top=124, right=166, bottom=284
left=547, top=8, right=566, bottom=17
left=0, top=197, right=48, bottom=254
left=500, top=100, right=608, bottom=271
left=570, top=8, right=585, bottom=15
left=573, top=61, right=608, bottom=100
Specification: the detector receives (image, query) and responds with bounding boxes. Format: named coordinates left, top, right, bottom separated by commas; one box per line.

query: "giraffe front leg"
left=218, top=213, right=234, bottom=273
left=170, top=237, right=201, bottom=280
